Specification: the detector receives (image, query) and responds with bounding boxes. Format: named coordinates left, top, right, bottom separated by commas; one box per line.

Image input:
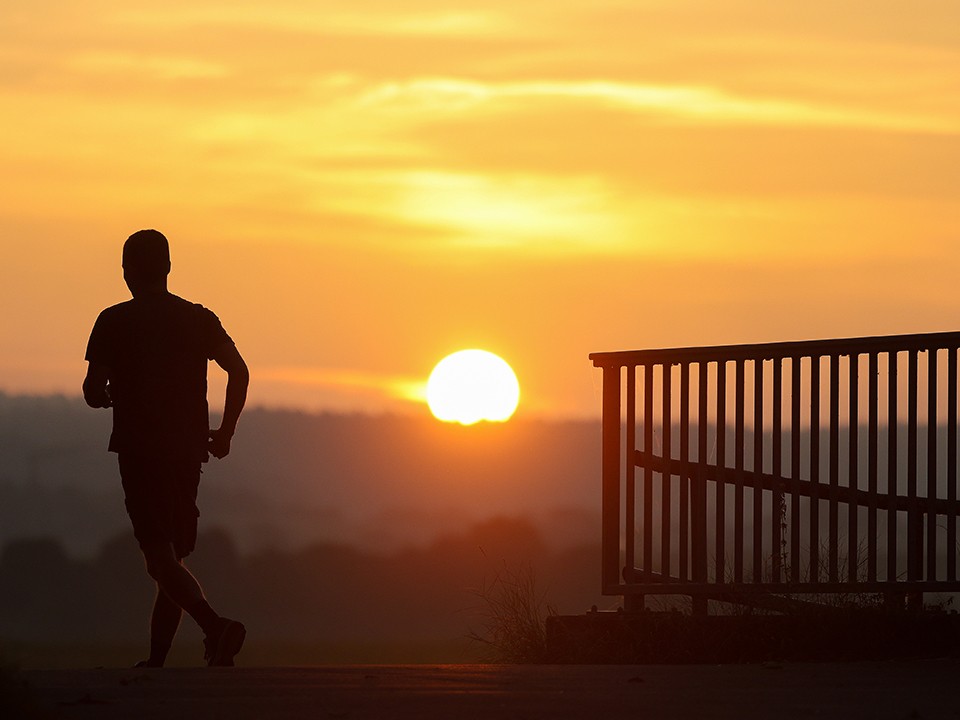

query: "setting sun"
left=426, top=350, right=520, bottom=425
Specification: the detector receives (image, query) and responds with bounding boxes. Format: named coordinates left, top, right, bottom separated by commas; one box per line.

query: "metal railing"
left=590, top=332, right=960, bottom=612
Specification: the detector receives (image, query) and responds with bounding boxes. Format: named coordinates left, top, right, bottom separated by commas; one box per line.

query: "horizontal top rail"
left=590, top=330, right=960, bottom=367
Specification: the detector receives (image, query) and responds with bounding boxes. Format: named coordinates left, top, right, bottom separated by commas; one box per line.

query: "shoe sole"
left=209, top=621, right=246, bottom=667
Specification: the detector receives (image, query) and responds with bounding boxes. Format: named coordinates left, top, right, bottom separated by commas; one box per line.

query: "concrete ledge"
left=546, top=609, right=960, bottom=663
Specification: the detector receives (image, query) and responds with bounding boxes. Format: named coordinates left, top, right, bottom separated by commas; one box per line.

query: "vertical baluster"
left=949, top=348, right=958, bottom=583
left=772, top=358, right=783, bottom=584
left=927, top=348, right=938, bottom=582
left=693, top=362, right=709, bottom=614
left=716, top=360, right=727, bottom=584
left=679, top=363, right=690, bottom=582
left=734, top=359, right=745, bottom=583
left=753, top=359, right=764, bottom=583
left=810, top=356, right=821, bottom=583
left=848, top=353, right=860, bottom=582
left=791, top=357, right=802, bottom=584
left=601, top=364, right=622, bottom=590
left=643, top=364, right=654, bottom=579
left=907, top=351, right=919, bottom=585
left=625, top=365, right=636, bottom=575
left=887, top=352, right=899, bottom=583
left=662, top=364, right=673, bottom=579
left=868, top=352, right=878, bottom=582
left=829, top=354, right=840, bottom=583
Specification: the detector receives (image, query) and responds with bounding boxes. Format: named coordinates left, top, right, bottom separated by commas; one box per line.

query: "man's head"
left=123, top=229, right=170, bottom=295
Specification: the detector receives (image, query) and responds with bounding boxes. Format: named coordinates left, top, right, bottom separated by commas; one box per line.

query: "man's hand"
left=83, top=363, right=113, bottom=409
left=208, top=427, right=233, bottom=459
left=210, top=341, right=248, bottom=461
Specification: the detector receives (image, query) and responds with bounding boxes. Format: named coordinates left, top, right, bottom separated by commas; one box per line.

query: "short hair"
left=123, top=229, right=170, bottom=280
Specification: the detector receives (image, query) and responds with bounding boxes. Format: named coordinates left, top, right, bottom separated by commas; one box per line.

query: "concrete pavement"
left=12, top=661, right=960, bottom=719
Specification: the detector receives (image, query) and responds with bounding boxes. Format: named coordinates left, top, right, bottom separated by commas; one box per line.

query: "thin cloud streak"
left=359, top=78, right=960, bottom=135
left=67, top=52, right=231, bottom=81
left=259, top=366, right=428, bottom=404
left=113, top=5, right=513, bottom=37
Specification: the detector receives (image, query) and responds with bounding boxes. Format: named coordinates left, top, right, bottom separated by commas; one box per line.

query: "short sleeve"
left=199, top=306, right=233, bottom=360
left=85, top=310, right=115, bottom=366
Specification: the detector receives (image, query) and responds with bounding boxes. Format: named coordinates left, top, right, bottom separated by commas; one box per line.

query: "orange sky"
left=2, top=0, right=958, bottom=418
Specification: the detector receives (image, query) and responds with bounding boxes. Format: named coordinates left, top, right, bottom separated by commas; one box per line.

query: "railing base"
left=545, top=608, right=960, bottom=663
left=623, top=593, right=645, bottom=613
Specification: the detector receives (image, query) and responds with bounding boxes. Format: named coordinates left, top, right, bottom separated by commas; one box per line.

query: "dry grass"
left=467, top=562, right=557, bottom=663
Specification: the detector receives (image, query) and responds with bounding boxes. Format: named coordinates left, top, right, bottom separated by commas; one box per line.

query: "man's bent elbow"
left=230, top=360, right=250, bottom=387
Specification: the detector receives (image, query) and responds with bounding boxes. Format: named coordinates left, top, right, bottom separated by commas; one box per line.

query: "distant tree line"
left=0, top=517, right=605, bottom=665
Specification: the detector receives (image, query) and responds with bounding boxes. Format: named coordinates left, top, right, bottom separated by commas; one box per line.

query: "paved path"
left=12, top=661, right=960, bottom=719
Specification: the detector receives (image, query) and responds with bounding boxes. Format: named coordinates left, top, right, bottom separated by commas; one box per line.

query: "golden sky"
left=2, top=0, right=958, bottom=418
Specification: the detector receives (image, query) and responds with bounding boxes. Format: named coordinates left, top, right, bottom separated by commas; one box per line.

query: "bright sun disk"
left=427, top=349, right=520, bottom=425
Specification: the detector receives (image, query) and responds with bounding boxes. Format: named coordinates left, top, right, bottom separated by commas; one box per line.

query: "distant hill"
left=0, top=393, right=602, bottom=556
left=0, top=518, right=608, bottom=664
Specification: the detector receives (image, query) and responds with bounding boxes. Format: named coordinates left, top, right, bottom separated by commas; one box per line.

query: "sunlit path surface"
left=15, top=661, right=960, bottom=719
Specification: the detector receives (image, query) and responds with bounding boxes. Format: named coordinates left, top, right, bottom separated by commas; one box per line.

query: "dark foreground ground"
left=8, top=661, right=960, bottom=720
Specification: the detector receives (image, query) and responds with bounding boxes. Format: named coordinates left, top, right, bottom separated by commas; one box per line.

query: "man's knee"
left=141, top=543, right=179, bottom=582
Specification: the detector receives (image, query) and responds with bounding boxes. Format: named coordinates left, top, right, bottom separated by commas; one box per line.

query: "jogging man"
left=83, top=229, right=249, bottom=667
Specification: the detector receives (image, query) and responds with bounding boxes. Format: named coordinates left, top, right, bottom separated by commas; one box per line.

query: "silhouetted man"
left=83, top=229, right=249, bottom=667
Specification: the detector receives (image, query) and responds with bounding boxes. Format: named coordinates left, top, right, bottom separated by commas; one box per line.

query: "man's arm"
left=82, top=362, right=112, bottom=408
left=208, top=341, right=249, bottom=459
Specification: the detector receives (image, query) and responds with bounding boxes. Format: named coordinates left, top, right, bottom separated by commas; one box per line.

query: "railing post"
left=601, top=365, right=622, bottom=597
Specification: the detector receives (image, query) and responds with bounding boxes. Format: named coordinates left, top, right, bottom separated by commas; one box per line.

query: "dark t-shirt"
left=85, top=292, right=232, bottom=461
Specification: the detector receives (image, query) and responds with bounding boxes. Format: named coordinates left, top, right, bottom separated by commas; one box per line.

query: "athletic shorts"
left=118, top=453, right=202, bottom=559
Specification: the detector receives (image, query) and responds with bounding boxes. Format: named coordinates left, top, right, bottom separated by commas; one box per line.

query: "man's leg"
left=140, top=542, right=245, bottom=666
left=137, top=586, right=182, bottom=668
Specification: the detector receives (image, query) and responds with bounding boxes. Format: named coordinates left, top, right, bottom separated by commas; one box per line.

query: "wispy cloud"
left=67, top=52, right=230, bottom=81
left=259, top=366, right=427, bottom=404
left=395, top=171, right=613, bottom=246
left=358, top=77, right=959, bottom=134
left=114, top=5, right=512, bottom=37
